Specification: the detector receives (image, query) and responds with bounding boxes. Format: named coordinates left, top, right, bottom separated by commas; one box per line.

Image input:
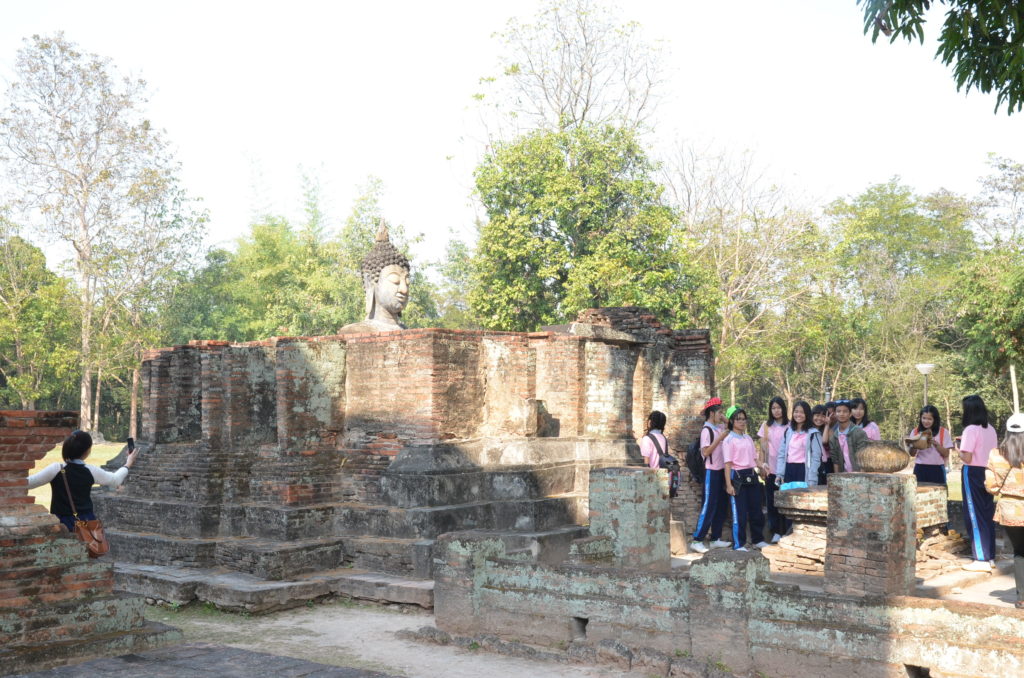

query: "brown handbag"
left=60, top=466, right=109, bottom=558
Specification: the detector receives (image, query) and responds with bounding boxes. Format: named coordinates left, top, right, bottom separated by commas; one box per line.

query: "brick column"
left=0, top=410, right=178, bottom=673
left=824, top=473, right=917, bottom=597
left=588, top=467, right=670, bottom=570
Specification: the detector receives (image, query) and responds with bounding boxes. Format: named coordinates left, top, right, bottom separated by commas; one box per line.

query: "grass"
left=28, top=442, right=126, bottom=509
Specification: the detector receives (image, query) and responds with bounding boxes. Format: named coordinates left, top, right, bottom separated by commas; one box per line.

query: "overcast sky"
left=2, top=1, right=1022, bottom=267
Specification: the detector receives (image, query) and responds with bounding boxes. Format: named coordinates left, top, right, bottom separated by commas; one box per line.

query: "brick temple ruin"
left=0, top=410, right=178, bottom=676
left=94, top=307, right=714, bottom=611
left=433, top=468, right=1024, bottom=677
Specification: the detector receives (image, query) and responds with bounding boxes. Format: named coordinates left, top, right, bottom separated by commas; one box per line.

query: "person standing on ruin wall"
left=757, top=397, right=789, bottom=543
left=985, top=410, right=1024, bottom=608
left=956, top=394, right=999, bottom=572
left=640, top=411, right=668, bottom=470
left=723, top=407, right=769, bottom=551
left=690, top=397, right=731, bottom=553
left=907, top=405, right=952, bottom=485
left=826, top=400, right=868, bottom=472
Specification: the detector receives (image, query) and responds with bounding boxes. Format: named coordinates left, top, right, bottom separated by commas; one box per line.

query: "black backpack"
left=685, top=424, right=712, bottom=483
left=645, top=434, right=681, bottom=497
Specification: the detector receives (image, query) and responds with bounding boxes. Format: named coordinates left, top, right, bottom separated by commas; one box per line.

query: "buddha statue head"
left=359, top=220, right=411, bottom=329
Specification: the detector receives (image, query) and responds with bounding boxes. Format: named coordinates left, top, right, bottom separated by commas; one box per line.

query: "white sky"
left=2, top=1, right=1022, bottom=267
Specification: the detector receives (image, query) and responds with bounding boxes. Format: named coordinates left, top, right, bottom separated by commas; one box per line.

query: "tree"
left=162, top=177, right=440, bottom=344
left=0, top=34, right=204, bottom=430
left=858, top=0, right=1024, bottom=114
left=470, top=124, right=713, bottom=332
left=0, top=217, right=78, bottom=409
left=481, top=0, right=664, bottom=133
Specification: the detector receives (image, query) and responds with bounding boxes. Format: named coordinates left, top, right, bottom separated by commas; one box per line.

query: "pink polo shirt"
left=961, top=424, right=998, bottom=468
left=912, top=427, right=951, bottom=466
left=757, top=421, right=787, bottom=472
left=786, top=431, right=809, bottom=464
left=723, top=433, right=757, bottom=470
left=639, top=431, right=667, bottom=469
left=835, top=424, right=856, bottom=471
left=862, top=422, right=881, bottom=441
left=701, top=424, right=726, bottom=471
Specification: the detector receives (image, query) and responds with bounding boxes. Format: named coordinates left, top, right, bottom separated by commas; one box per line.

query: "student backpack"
left=685, top=424, right=713, bottom=483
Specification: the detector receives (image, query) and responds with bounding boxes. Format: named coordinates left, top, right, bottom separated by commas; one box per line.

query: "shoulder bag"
left=60, top=466, right=109, bottom=558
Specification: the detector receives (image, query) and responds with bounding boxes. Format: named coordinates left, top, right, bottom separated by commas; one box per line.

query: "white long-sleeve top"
left=27, top=461, right=130, bottom=490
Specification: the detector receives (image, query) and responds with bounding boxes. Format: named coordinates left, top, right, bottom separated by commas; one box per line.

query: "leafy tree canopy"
left=859, top=0, right=1024, bottom=114
left=470, top=124, right=713, bottom=332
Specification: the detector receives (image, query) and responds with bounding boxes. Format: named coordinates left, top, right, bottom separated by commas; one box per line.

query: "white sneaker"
left=771, top=534, right=782, bottom=544
left=734, top=547, right=749, bottom=552
left=752, top=541, right=770, bottom=549
left=709, top=540, right=731, bottom=549
left=689, top=542, right=709, bottom=553
left=962, top=560, right=992, bottom=573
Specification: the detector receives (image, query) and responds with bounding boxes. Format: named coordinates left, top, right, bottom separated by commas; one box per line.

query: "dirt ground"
left=147, top=601, right=632, bottom=678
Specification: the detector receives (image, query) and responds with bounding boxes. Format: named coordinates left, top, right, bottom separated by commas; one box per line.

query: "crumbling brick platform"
left=434, top=468, right=1024, bottom=678
left=762, top=481, right=969, bottom=579
left=0, top=410, right=179, bottom=677
left=94, top=308, right=713, bottom=611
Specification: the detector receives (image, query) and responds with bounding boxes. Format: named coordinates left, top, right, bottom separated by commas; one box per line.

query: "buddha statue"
left=339, top=221, right=411, bottom=333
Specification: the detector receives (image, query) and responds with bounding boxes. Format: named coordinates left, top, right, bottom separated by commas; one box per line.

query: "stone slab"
left=113, top=563, right=433, bottom=612
left=1, top=622, right=181, bottom=677
left=13, top=642, right=398, bottom=678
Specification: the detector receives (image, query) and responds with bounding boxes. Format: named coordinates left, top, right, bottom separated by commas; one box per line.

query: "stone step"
left=342, top=535, right=433, bottom=578
left=1, top=620, right=181, bottom=676
left=112, top=562, right=433, bottom=612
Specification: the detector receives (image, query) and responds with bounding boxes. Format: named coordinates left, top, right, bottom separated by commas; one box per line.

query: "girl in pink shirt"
left=639, top=411, right=668, bottom=470
left=909, top=405, right=952, bottom=485
left=757, top=396, right=788, bottom=542
left=851, top=398, right=881, bottom=441
left=690, top=397, right=730, bottom=552
left=956, top=395, right=999, bottom=569
left=724, top=407, right=768, bottom=551
left=774, top=401, right=823, bottom=486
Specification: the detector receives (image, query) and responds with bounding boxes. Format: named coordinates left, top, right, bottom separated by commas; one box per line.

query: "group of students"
left=639, top=393, right=1024, bottom=610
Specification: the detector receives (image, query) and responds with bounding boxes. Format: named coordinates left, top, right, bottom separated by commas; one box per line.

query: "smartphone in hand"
left=127, top=437, right=135, bottom=453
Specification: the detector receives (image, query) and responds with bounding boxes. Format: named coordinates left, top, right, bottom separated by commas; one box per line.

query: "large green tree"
left=0, top=34, right=204, bottom=429
left=859, top=0, right=1024, bottom=113
left=470, top=124, right=713, bottom=332
left=0, top=220, right=79, bottom=409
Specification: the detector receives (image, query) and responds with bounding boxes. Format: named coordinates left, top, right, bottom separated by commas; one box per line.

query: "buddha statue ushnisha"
left=339, top=220, right=411, bottom=334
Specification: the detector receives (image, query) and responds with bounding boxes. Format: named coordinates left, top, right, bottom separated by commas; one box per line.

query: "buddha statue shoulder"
left=339, top=221, right=411, bottom=334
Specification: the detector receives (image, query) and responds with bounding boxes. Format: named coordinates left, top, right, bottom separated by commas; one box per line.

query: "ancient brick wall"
left=0, top=411, right=177, bottom=674
left=588, top=467, right=670, bottom=570
left=98, top=307, right=715, bottom=601
left=435, top=470, right=1024, bottom=678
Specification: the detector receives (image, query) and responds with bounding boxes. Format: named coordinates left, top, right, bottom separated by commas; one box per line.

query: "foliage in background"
left=0, top=220, right=79, bottom=409
left=859, top=0, right=1024, bottom=114
left=0, top=33, right=204, bottom=431
left=470, top=124, right=713, bottom=332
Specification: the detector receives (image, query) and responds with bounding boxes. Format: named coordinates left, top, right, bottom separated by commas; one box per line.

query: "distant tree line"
left=3, top=4, right=1024, bottom=441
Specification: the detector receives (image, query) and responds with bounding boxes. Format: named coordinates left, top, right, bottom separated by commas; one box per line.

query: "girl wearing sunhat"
left=690, top=397, right=730, bottom=553
left=985, top=366, right=1024, bottom=607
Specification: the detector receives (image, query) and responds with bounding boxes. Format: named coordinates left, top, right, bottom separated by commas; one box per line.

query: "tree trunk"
left=78, top=270, right=93, bottom=430
left=92, top=367, right=102, bottom=432
left=129, top=366, right=140, bottom=439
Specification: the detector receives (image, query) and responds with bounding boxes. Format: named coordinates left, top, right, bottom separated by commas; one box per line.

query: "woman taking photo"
left=908, top=405, right=952, bottom=485
left=27, top=430, right=137, bottom=533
